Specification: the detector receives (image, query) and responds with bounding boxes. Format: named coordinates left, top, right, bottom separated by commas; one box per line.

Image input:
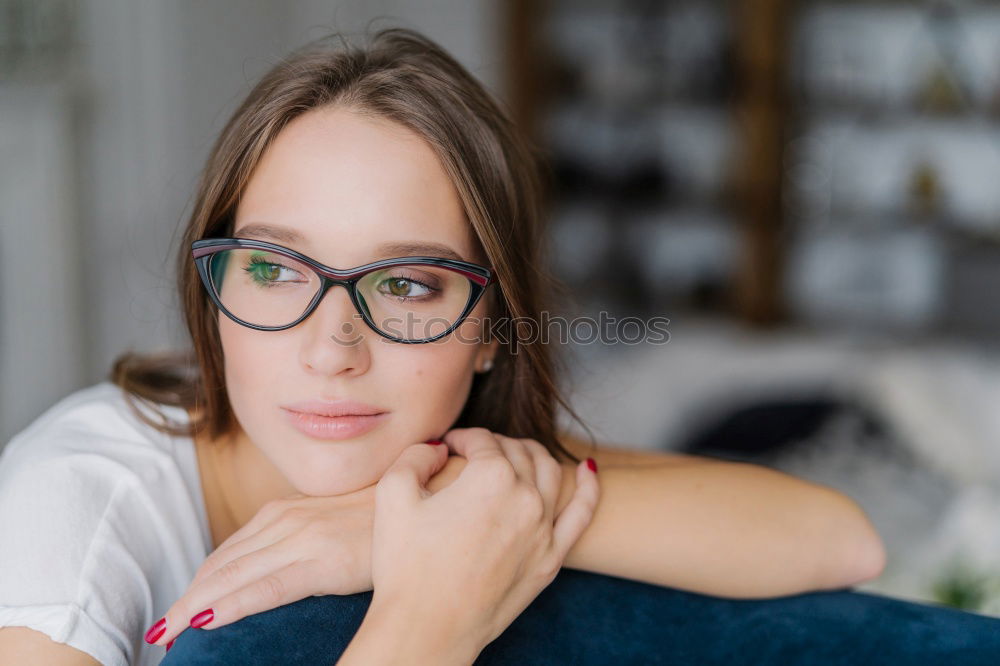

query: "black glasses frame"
left=192, top=238, right=493, bottom=344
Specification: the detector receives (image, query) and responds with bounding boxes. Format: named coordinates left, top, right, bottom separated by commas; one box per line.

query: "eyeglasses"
left=192, top=238, right=493, bottom=344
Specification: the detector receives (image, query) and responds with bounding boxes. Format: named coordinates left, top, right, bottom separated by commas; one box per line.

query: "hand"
left=148, top=484, right=378, bottom=648
left=359, top=427, right=601, bottom=660
left=148, top=450, right=471, bottom=649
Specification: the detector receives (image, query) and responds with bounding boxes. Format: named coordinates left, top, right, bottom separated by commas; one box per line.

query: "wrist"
left=338, top=595, right=484, bottom=666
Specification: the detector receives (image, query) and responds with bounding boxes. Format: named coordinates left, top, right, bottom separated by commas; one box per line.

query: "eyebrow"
left=233, top=222, right=470, bottom=263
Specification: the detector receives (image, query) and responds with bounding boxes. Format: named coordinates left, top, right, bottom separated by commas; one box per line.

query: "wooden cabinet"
left=504, top=0, right=1000, bottom=339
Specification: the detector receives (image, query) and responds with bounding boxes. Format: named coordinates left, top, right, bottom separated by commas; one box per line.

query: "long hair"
left=110, top=26, right=594, bottom=464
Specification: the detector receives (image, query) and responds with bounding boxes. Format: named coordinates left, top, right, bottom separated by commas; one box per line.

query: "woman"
left=0, top=27, right=886, bottom=665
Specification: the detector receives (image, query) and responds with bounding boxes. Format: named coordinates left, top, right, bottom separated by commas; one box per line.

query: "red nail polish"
left=144, top=618, right=166, bottom=644
left=166, top=639, right=175, bottom=652
left=586, top=458, right=597, bottom=473
left=190, top=608, right=214, bottom=628
left=426, top=439, right=444, bottom=446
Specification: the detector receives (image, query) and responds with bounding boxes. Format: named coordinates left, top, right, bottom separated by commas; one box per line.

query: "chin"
left=281, top=450, right=382, bottom=497
left=289, top=472, right=376, bottom=497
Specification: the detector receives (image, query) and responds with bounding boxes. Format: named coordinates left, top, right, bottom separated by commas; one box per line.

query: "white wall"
left=0, top=82, right=88, bottom=442
left=1, top=0, right=499, bottom=445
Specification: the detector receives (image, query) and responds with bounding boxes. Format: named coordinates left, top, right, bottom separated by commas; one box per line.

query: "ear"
left=476, top=337, right=499, bottom=372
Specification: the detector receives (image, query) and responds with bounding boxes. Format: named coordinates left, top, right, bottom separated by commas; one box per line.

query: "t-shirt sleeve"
left=0, top=452, right=154, bottom=666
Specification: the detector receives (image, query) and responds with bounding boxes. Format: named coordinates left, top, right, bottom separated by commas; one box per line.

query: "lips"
left=280, top=399, right=389, bottom=441
left=281, top=399, right=386, bottom=418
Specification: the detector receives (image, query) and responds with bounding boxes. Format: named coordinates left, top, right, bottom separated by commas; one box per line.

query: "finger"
left=550, top=460, right=600, bottom=562
left=519, top=439, right=564, bottom=522
left=440, top=427, right=510, bottom=466
left=192, top=535, right=277, bottom=589
left=183, top=561, right=319, bottom=633
left=189, top=506, right=289, bottom=587
left=377, top=441, right=450, bottom=504
left=495, top=435, right=535, bottom=486
left=154, top=541, right=297, bottom=646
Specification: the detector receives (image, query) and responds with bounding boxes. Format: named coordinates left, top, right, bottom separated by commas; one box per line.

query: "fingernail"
left=144, top=617, right=166, bottom=644
left=166, top=639, right=175, bottom=652
left=426, top=439, right=444, bottom=446
left=586, top=457, right=597, bottom=473
left=190, top=608, right=214, bottom=628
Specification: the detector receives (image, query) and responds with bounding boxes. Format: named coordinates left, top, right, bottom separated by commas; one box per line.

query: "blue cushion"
left=162, top=567, right=1000, bottom=665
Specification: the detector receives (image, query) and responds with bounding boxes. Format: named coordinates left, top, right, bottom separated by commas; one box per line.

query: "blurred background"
left=4, top=0, right=1000, bottom=617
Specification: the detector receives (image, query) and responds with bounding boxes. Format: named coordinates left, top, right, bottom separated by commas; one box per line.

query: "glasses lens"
left=208, top=248, right=320, bottom=327
left=206, top=250, right=477, bottom=339
left=355, top=264, right=473, bottom=340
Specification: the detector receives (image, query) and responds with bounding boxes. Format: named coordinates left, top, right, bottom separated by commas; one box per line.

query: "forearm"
left=337, top=596, right=483, bottom=666
left=558, top=460, right=886, bottom=599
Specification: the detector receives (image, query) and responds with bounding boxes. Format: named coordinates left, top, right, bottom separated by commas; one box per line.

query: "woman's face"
left=220, top=106, right=495, bottom=496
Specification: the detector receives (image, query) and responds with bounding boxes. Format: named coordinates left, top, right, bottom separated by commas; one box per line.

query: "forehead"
left=232, top=106, right=480, bottom=266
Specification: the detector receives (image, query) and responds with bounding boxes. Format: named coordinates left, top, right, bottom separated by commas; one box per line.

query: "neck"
left=194, top=421, right=298, bottom=545
left=221, top=429, right=299, bottom=524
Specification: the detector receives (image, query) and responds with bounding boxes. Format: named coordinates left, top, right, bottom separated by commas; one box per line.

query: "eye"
left=377, top=276, right=434, bottom=299
left=244, top=255, right=307, bottom=286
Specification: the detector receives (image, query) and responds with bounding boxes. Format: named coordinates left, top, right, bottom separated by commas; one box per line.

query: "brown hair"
left=109, top=26, right=594, bottom=464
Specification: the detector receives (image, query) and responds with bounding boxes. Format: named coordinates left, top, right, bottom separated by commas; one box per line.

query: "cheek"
left=219, top=317, right=274, bottom=408
left=376, top=334, right=479, bottom=432
left=395, top=304, right=492, bottom=427
left=218, top=316, right=302, bottom=456
left=216, top=312, right=484, bottom=494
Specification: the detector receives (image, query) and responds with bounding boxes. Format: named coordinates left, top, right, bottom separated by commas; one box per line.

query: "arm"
left=429, top=434, right=886, bottom=599
left=0, top=628, right=101, bottom=666
left=562, top=446, right=885, bottom=598
left=556, top=433, right=712, bottom=469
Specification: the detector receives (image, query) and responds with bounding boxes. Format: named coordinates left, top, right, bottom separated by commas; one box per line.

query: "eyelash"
left=376, top=273, right=438, bottom=300
left=242, top=256, right=440, bottom=299
left=244, top=256, right=304, bottom=288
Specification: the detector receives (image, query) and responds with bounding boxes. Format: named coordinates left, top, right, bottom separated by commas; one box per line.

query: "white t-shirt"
left=0, top=381, right=212, bottom=665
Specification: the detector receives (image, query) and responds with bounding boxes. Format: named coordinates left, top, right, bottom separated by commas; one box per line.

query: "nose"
left=297, top=282, right=371, bottom=376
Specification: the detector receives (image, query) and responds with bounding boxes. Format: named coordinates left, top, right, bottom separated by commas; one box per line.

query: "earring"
left=480, top=357, right=494, bottom=373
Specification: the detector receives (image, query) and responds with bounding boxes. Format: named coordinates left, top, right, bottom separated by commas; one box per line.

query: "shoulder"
left=0, top=382, right=189, bottom=574
left=0, top=382, right=204, bottom=665
left=1, top=381, right=190, bottom=484
left=0, top=381, right=206, bottom=550
left=4, top=379, right=188, bottom=448
left=0, top=379, right=205, bottom=573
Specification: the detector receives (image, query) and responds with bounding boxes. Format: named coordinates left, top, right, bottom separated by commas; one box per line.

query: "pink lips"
left=281, top=400, right=388, bottom=440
